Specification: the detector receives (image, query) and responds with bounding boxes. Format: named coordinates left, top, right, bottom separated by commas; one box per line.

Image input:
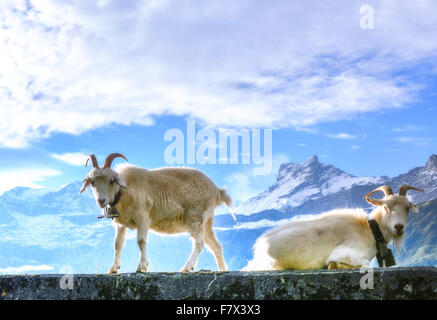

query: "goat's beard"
left=392, top=233, right=405, bottom=254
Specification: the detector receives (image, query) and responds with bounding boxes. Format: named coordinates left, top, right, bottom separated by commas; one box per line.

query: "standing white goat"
left=80, top=153, right=234, bottom=273
left=243, top=185, right=423, bottom=270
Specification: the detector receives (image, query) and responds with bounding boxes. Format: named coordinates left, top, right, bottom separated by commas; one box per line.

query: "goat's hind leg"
left=136, top=222, right=149, bottom=273
left=181, top=221, right=205, bottom=273
left=204, top=217, right=228, bottom=271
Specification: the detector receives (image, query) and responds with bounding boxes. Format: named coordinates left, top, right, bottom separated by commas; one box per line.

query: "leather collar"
left=110, top=189, right=122, bottom=207
left=368, top=219, right=396, bottom=267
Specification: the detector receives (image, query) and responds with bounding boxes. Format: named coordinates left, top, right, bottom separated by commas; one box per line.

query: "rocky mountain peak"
left=277, top=156, right=322, bottom=182
left=237, top=155, right=386, bottom=215
left=277, top=163, right=298, bottom=179
left=301, top=155, right=320, bottom=167
left=426, top=154, right=437, bottom=171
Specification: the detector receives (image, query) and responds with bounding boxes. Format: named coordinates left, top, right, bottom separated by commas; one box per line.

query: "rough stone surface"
left=0, top=267, right=436, bottom=300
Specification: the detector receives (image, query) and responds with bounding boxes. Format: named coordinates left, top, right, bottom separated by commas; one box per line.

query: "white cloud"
left=394, top=136, right=428, bottom=146
left=0, top=0, right=435, bottom=147
left=351, top=145, right=360, bottom=149
left=0, top=264, right=54, bottom=274
left=215, top=218, right=290, bottom=231
left=295, top=127, right=319, bottom=134
left=393, top=125, right=428, bottom=132
left=51, top=152, right=88, bottom=166
left=328, top=133, right=357, bottom=140
left=216, top=213, right=325, bottom=231
left=0, top=168, right=61, bottom=195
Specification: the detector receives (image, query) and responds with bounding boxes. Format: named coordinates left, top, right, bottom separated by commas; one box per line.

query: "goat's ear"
left=117, top=176, right=127, bottom=189
left=79, top=178, right=90, bottom=194
left=365, top=197, right=384, bottom=207
left=410, top=202, right=419, bottom=214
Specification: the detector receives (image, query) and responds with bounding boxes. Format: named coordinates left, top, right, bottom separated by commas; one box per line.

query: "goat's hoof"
left=108, top=264, right=120, bottom=274
left=328, top=261, right=355, bottom=269
left=136, top=263, right=148, bottom=273
left=180, top=266, right=194, bottom=273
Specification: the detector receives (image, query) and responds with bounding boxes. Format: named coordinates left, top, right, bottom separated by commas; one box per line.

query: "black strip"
left=4, top=300, right=433, bottom=316
left=368, top=219, right=396, bottom=267
left=110, top=189, right=122, bottom=207
left=368, top=219, right=386, bottom=243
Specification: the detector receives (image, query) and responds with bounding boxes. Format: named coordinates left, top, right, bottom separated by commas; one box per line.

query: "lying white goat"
left=80, top=153, right=234, bottom=273
left=243, top=185, right=423, bottom=270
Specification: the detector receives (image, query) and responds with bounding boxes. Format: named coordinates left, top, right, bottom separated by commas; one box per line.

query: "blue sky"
left=0, top=0, right=437, bottom=206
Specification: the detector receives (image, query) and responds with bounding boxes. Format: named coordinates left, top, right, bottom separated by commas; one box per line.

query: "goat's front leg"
left=136, top=223, right=149, bottom=273
left=328, top=261, right=357, bottom=269
left=108, top=223, right=127, bottom=274
left=327, top=246, right=369, bottom=270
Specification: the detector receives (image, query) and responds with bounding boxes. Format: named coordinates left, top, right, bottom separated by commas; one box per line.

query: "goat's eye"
left=110, top=180, right=115, bottom=185
left=90, top=181, right=95, bottom=186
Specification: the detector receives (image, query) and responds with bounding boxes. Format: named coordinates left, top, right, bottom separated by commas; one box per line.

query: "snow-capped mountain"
left=237, top=155, right=386, bottom=215
left=0, top=181, right=96, bottom=219
left=236, top=154, right=437, bottom=217
left=388, top=154, right=437, bottom=204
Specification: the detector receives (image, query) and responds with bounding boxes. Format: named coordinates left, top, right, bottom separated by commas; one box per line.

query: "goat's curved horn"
left=103, top=153, right=128, bottom=169
left=363, top=185, right=394, bottom=199
left=399, top=185, right=424, bottom=196
left=365, top=197, right=384, bottom=207
left=85, top=154, right=99, bottom=168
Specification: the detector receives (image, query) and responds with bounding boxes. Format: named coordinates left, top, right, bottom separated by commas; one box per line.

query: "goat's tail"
left=219, top=188, right=236, bottom=221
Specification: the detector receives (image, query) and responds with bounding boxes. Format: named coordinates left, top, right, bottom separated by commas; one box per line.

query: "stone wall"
left=0, top=266, right=436, bottom=300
